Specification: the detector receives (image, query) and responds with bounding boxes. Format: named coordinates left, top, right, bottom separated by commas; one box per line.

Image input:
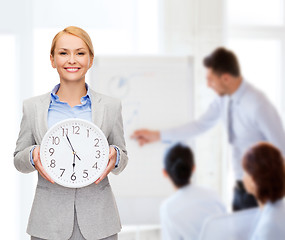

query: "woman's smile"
left=64, top=67, right=81, bottom=73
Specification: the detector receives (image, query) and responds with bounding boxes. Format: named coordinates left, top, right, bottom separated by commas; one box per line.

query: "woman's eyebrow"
left=58, top=48, right=86, bottom=50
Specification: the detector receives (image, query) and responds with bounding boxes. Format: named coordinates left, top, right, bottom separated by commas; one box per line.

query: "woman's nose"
left=68, top=54, right=76, bottom=64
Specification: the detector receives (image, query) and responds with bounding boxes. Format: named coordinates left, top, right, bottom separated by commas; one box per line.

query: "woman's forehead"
left=55, top=33, right=88, bottom=50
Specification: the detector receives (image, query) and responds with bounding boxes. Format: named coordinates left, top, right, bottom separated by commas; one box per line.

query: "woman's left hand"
left=95, top=146, right=117, bottom=184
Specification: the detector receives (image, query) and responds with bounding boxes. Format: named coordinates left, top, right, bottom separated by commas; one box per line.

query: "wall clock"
left=40, top=118, right=109, bottom=188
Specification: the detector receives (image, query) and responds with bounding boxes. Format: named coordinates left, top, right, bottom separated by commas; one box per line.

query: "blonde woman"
left=14, top=26, right=128, bottom=240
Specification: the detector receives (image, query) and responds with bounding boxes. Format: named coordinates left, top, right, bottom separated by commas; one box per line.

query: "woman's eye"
left=78, top=52, right=85, bottom=55
left=59, top=52, right=67, bottom=55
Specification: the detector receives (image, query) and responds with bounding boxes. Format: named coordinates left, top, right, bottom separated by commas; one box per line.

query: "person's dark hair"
left=164, top=143, right=194, bottom=188
left=203, top=47, right=241, bottom=77
left=242, top=142, right=285, bottom=204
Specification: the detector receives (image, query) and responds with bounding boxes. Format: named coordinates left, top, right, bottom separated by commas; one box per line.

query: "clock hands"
left=65, top=134, right=78, bottom=172
left=65, top=134, right=81, bottom=161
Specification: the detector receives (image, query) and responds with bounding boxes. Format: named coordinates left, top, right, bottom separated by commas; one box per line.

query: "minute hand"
left=65, top=134, right=81, bottom=161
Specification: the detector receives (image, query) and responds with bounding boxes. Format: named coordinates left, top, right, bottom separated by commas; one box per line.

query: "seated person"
left=160, top=143, right=226, bottom=240
left=242, top=142, right=285, bottom=240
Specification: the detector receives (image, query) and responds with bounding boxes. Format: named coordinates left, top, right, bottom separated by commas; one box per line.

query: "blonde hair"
left=50, top=26, right=94, bottom=57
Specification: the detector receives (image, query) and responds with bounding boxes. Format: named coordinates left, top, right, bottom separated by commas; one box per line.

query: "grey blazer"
left=14, top=89, right=128, bottom=240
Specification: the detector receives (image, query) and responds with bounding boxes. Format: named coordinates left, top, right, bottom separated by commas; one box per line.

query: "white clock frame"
left=40, top=118, right=109, bottom=188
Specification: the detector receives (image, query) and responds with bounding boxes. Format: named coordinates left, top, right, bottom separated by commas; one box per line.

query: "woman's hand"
left=95, top=146, right=117, bottom=184
left=33, top=146, right=54, bottom=184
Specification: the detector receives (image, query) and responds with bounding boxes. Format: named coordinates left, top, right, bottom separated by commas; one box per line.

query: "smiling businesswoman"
left=14, top=26, right=128, bottom=240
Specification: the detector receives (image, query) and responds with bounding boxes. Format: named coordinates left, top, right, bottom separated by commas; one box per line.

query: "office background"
left=1, top=0, right=284, bottom=239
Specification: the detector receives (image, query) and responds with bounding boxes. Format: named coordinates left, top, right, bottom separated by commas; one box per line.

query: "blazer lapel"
left=90, top=89, right=105, bottom=129
left=35, top=93, right=50, bottom=144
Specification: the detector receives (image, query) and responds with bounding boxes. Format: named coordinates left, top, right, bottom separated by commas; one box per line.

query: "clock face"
left=40, top=118, right=109, bottom=188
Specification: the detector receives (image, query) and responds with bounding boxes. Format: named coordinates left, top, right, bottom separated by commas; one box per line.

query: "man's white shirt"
left=161, top=80, right=285, bottom=180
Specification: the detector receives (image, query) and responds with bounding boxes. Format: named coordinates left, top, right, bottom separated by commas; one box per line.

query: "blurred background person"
left=132, top=47, right=285, bottom=211
left=242, top=142, right=285, bottom=240
left=160, top=143, right=225, bottom=240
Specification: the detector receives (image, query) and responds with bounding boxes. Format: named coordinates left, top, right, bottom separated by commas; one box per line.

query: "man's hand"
left=33, top=146, right=54, bottom=184
left=95, top=146, right=117, bottom=184
left=131, top=129, right=160, bottom=146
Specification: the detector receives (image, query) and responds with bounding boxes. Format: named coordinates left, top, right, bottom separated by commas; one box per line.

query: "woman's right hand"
left=33, top=146, right=54, bottom=184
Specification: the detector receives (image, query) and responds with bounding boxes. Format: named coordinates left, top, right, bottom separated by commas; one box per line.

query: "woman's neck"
left=56, top=80, right=87, bottom=108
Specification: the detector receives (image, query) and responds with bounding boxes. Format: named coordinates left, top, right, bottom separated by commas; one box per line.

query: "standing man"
left=132, top=47, right=285, bottom=211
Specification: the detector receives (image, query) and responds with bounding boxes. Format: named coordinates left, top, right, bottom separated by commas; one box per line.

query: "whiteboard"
left=90, top=56, right=194, bottom=224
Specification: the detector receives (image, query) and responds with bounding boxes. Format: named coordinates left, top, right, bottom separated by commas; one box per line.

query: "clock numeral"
left=60, top=168, right=65, bottom=177
left=72, top=126, right=80, bottom=135
left=71, top=172, right=76, bottom=181
left=83, top=170, right=88, bottom=178
left=49, top=148, right=55, bottom=156
left=93, top=162, right=98, bottom=169
left=61, top=127, right=68, bottom=137
left=95, top=150, right=101, bottom=159
left=94, top=138, right=99, bottom=147
left=50, top=159, right=56, bottom=168
left=52, top=136, right=60, bottom=145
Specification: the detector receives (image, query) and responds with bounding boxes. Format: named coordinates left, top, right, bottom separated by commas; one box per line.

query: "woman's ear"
left=50, top=54, right=56, bottom=69
left=88, top=57, right=94, bottom=69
